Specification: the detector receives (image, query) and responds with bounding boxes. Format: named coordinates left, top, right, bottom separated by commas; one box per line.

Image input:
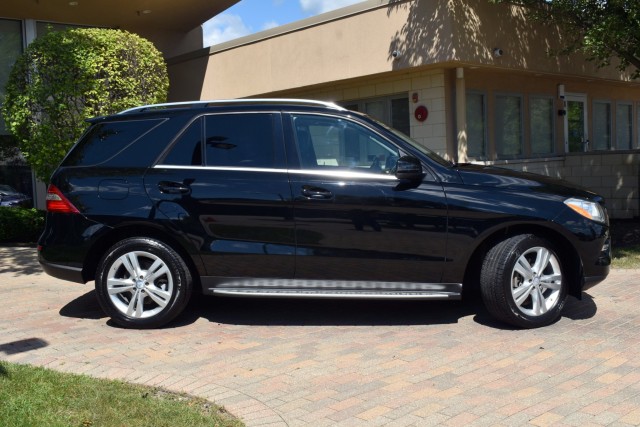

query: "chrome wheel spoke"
left=514, top=257, right=534, bottom=281
left=531, top=285, right=548, bottom=315
left=146, top=261, right=170, bottom=283
left=532, top=248, right=551, bottom=276
left=145, top=285, right=171, bottom=307
left=126, top=289, right=145, bottom=317
left=513, top=282, right=534, bottom=306
left=121, top=253, right=142, bottom=278
left=107, top=278, right=134, bottom=295
left=539, top=274, right=562, bottom=290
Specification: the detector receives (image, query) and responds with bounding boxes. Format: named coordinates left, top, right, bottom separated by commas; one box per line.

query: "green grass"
left=612, top=244, right=640, bottom=269
left=0, top=361, right=244, bottom=427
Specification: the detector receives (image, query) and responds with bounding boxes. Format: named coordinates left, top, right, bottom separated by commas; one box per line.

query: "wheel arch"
left=81, top=223, right=204, bottom=290
left=462, top=223, right=583, bottom=299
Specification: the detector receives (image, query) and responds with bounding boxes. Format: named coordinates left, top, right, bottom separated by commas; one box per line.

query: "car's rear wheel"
left=480, top=234, right=567, bottom=328
left=95, top=237, right=192, bottom=329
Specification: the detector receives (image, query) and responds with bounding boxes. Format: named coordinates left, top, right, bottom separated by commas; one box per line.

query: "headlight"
left=564, top=198, right=606, bottom=223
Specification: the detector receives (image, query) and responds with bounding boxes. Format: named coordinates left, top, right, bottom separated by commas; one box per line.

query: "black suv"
left=38, top=99, right=611, bottom=329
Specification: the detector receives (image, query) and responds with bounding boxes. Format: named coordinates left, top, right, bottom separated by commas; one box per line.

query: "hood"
left=455, top=164, right=599, bottom=201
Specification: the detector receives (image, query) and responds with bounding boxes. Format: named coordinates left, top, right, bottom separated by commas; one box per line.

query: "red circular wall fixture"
left=415, top=105, right=428, bottom=122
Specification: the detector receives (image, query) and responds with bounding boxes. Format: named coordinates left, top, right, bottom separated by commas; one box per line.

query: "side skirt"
left=200, top=277, right=462, bottom=300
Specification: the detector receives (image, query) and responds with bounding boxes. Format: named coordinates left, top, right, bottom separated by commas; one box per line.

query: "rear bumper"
left=38, top=253, right=85, bottom=284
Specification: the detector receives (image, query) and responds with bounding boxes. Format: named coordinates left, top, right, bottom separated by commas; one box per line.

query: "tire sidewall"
left=95, top=238, right=191, bottom=329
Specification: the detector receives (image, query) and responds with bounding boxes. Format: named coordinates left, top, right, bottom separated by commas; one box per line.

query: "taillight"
left=46, top=184, right=80, bottom=214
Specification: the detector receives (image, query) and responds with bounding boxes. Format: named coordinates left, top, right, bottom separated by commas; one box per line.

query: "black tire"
left=95, top=237, right=192, bottom=329
left=480, top=234, right=567, bottom=329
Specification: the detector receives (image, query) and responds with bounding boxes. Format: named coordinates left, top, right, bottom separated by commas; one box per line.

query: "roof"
left=0, top=0, right=239, bottom=32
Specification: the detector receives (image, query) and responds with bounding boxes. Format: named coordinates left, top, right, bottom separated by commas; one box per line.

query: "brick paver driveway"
left=1, top=245, right=639, bottom=426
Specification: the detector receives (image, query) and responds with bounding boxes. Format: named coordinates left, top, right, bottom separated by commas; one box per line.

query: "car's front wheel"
left=480, top=234, right=567, bottom=328
left=95, top=237, right=192, bottom=329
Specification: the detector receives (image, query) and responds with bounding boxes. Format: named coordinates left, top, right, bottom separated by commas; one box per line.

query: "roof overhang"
left=0, top=0, right=239, bottom=32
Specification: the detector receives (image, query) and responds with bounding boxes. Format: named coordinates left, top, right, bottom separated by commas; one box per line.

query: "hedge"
left=0, top=207, right=45, bottom=243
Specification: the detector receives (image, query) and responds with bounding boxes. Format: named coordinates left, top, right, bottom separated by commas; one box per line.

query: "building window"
left=529, top=96, right=554, bottom=155
left=465, top=91, right=487, bottom=159
left=0, top=19, right=23, bottom=135
left=495, top=94, right=523, bottom=158
left=616, top=102, right=633, bottom=149
left=343, top=94, right=410, bottom=136
left=592, top=101, right=612, bottom=150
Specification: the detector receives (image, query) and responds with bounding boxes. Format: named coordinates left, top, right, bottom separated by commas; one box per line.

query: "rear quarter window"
left=62, top=119, right=165, bottom=167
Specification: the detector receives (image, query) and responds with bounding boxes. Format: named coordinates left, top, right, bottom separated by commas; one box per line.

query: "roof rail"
left=118, top=98, right=347, bottom=114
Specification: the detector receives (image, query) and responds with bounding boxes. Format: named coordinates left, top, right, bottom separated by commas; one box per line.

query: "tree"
left=491, top=0, right=640, bottom=79
left=2, top=28, right=169, bottom=181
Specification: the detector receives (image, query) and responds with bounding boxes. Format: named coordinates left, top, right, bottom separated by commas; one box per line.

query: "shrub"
left=2, top=28, right=169, bottom=182
left=0, top=207, right=45, bottom=243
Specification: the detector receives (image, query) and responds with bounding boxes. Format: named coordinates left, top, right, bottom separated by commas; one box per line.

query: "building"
left=2, top=0, right=639, bottom=218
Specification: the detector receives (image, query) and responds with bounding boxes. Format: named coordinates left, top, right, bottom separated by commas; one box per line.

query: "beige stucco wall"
left=168, top=0, right=634, bottom=101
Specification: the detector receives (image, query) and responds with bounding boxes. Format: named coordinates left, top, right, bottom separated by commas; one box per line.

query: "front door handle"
left=301, top=185, right=333, bottom=200
left=158, top=181, right=191, bottom=195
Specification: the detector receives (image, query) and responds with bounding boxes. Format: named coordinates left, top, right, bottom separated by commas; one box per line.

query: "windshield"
left=352, top=111, right=454, bottom=168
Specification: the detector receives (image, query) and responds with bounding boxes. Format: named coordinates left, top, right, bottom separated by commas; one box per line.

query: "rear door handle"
left=158, top=181, right=191, bottom=195
left=301, top=185, right=333, bottom=200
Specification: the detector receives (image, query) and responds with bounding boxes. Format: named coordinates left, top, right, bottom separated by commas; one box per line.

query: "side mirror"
left=395, top=156, right=423, bottom=180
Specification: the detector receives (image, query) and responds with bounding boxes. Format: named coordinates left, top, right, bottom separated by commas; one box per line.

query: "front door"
left=285, top=113, right=448, bottom=284
left=564, top=94, right=589, bottom=152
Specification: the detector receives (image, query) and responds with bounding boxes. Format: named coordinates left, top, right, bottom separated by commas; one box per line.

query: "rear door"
left=285, top=112, right=449, bottom=284
left=144, top=111, right=295, bottom=280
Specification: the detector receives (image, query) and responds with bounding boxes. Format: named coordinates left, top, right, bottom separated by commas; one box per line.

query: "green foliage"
left=2, top=28, right=169, bottom=182
left=491, top=0, right=640, bottom=79
left=0, top=361, right=244, bottom=427
left=0, top=207, right=45, bottom=243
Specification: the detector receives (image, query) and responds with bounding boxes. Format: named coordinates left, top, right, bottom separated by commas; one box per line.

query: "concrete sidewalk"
left=1, top=245, right=639, bottom=426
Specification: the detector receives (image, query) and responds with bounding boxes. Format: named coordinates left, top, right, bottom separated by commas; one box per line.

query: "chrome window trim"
left=152, top=164, right=398, bottom=180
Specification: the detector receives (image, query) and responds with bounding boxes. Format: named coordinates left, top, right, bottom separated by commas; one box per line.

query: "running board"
left=201, top=278, right=462, bottom=300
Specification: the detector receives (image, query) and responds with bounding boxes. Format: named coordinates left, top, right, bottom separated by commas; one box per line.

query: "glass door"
left=564, top=94, right=589, bottom=152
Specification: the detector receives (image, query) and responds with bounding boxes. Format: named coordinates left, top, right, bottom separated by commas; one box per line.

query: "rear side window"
left=161, top=118, right=203, bottom=166
left=63, top=119, right=164, bottom=167
left=205, top=113, right=276, bottom=168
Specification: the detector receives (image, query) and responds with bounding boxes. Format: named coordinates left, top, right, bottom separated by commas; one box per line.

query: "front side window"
left=292, top=114, right=399, bottom=173
left=495, top=94, right=523, bottom=158
left=205, top=113, right=276, bottom=168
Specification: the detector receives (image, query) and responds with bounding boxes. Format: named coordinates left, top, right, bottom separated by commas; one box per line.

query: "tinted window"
left=205, top=114, right=276, bottom=168
left=162, top=118, right=203, bottom=166
left=292, top=114, right=399, bottom=173
left=63, top=119, right=163, bottom=166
